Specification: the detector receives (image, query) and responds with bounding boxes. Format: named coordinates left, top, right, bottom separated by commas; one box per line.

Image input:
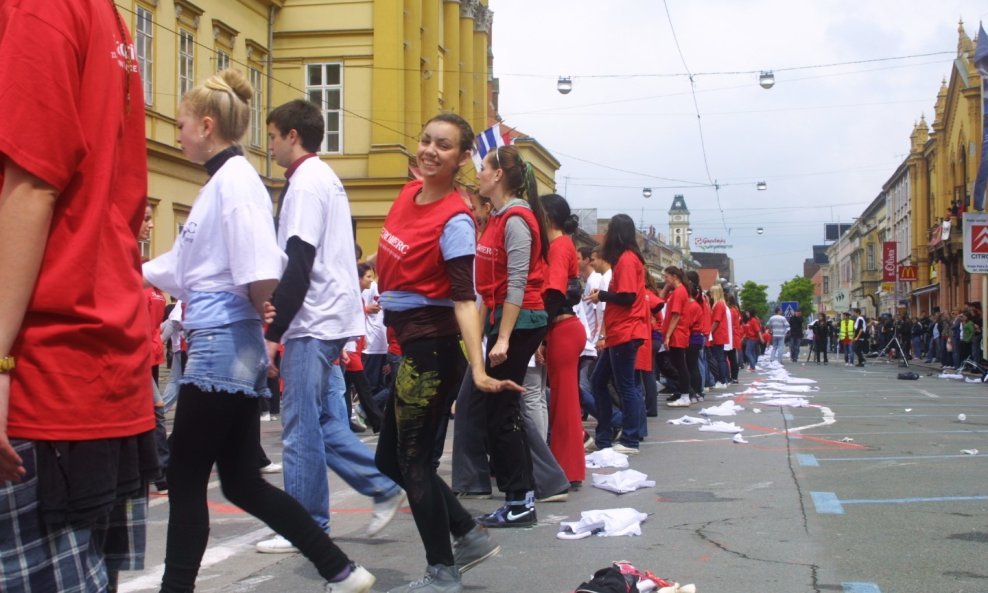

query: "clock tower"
left=668, top=194, right=690, bottom=255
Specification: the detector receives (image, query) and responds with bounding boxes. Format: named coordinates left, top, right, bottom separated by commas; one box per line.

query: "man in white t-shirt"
left=579, top=247, right=620, bottom=438
left=257, top=100, right=403, bottom=553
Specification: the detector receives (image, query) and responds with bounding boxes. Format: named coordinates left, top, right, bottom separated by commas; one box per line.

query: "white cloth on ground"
left=699, top=400, right=744, bottom=416
left=591, top=469, right=656, bottom=494
left=586, top=448, right=631, bottom=469
left=759, top=397, right=810, bottom=407
left=559, top=508, right=648, bottom=537
left=698, top=421, right=744, bottom=433
left=666, top=415, right=709, bottom=426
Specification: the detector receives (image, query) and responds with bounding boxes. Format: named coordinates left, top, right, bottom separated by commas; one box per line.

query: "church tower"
left=668, top=194, right=690, bottom=254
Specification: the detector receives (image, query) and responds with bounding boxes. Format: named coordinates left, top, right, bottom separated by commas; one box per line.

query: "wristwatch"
left=0, top=356, right=14, bottom=374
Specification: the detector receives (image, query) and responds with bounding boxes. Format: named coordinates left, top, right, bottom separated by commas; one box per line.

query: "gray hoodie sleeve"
left=503, top=215, right=532, bottom=307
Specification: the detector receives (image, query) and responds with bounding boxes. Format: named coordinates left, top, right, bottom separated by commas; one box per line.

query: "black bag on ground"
left=897, top=371, right=919, bottom=380
left=575, top=566, right=633, bottom=593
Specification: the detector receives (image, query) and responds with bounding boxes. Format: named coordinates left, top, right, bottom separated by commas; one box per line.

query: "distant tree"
left=778, top=276, right=815, bottom=315
left=739, top=280, right=769, bottom=320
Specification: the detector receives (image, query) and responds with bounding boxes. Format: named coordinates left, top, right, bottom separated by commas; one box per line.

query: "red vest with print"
left=376, top=180, right=471, bottom=299
left=475, top=204, right=545, bottom=310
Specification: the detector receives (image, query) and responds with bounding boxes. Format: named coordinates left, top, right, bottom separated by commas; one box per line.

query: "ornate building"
left=668, top=194, right=691, bottom=254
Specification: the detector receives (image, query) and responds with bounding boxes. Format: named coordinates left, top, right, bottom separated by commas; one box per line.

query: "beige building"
left=125, top=0, right=558, bottom=260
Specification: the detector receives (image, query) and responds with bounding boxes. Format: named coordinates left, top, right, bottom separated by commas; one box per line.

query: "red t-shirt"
left=710, top=301, right=730, bottom=345
left=545, top=235, right=578, bottom=296
left=0, top=1, right=153, bottom=440
left=684, top=299, right=702, bottom=335
left=663, top=283, right=690, bottom=348
left=730, top=306, right=743, bottom=347
left=744, top=318, right=762, bottom=341
left=635, top=292, right=653, bottom=371
left=697, top=297, right=712, bottom=335
left=146, top=288, right=167, bottom=366
left=603, top=250, right=647, bottom=347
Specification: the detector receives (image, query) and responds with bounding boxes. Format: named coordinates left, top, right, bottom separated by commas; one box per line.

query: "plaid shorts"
left=0, top=440, right=148, bottom=593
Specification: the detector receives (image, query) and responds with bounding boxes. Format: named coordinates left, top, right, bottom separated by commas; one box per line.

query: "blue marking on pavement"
left=842, top=495, right=988, bottom=505
left=811, top=491, right=844, bottom=514
left=783, top=412, right=794, bottom=421
left=797, top=454, right=819, bottom=467
left=815, top=453, right=984, bottom=462
left=843, top=583, right=881, bottom=593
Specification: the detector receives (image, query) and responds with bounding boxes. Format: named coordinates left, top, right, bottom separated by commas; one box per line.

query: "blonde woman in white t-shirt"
left=143, top=70, right=374, bottom=593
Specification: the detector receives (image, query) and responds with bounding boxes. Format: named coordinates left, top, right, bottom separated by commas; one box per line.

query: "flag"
left=471, top=123, right=509, bottom=173
left=972, top=23, right=988, bottom=210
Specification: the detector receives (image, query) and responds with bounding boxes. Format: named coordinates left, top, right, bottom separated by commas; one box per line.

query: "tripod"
left=874, top=334, right=909, bottom=367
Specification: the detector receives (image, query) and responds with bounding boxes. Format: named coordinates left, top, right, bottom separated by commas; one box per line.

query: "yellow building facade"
left=908, top=21, right=986, bottom=312
left=123, top=0, right=552, bottom=260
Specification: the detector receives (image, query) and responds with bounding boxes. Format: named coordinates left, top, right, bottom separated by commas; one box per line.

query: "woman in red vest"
left=539, top=194, right=586, bottom=486
left=587, top=214, right=648, bottom=454
left=663, top=266, right=693, bottom=408
left=474, top=145, right=549, bottom=528
left=374, top=113, right=519, bottom=591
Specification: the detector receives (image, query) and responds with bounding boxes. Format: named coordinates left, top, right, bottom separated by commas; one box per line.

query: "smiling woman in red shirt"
left=587, top=214, right=648, bottom=455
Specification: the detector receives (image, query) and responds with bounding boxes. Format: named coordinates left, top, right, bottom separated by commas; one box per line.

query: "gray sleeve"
left=504, top=215, right=532, bottom=307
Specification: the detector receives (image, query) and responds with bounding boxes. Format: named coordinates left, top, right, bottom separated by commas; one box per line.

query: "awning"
left=910, top=283, right=940, bottom=297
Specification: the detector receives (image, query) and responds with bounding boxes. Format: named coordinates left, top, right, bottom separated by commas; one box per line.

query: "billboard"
left=882, top=242, right=897, bottom=282
left=824, top=223, right=852, bottom=242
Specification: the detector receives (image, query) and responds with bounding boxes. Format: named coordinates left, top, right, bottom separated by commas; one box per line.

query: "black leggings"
left=726, top=348, right=739, bottom=381
left=344, top=369, right=383, bottom=432
left=484, top=326, right=546, bottom=498
left=375, top=336, right=476, bottom=567
left=162, top=386, right=348, bottom=592
left=667, top=346, right=689, bottom=396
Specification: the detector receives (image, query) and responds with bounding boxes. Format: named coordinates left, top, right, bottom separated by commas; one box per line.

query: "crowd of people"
left=5, top=4, right=988, bottom=593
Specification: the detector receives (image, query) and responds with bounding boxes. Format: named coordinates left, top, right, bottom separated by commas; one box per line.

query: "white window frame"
left=305, top=63, right=343, bottom=154
left=216, top=49, right=230, bottom=72
left=249, top=67, right=263, bottom=147
left=135, top=5, right=153, bottom=107
left=178, top=29, right=195, bottom=99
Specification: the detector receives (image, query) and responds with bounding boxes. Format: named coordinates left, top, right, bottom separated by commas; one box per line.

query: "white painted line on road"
left=118, top=525, right=275, bottom=592
left=915, top=389, right=940, bottom=399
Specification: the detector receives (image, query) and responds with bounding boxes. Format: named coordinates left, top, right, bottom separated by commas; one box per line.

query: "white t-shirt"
left=724, top=304, right=734, bottom=351
left=578, top=271, right=603, bottom=357
left=362, top=281, right=388, bottom=355
left=277, top=157, right=364, bottom=342
left=144, top=156, right=286, bottom=303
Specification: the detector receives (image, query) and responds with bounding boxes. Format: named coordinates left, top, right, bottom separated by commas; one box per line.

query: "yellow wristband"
left=0, top=356, right=14, bottom=374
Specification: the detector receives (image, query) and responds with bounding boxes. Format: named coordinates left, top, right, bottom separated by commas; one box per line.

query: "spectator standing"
left=789, top=310, right=804, bottom=362
left=765, top=308, right=790, bottom=364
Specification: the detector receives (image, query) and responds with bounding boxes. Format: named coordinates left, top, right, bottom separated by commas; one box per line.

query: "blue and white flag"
left=472, top=123, right=507, bottom=173
left=972, top=23, right=988, bottom=210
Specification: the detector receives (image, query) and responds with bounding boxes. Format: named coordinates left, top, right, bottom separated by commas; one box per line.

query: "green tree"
left=777, top=276, right=815, bottom=315
left=739, top=280, right=769, bottom=320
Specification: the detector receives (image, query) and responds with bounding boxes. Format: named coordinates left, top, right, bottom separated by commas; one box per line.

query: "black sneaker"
left=665, top=393, right=680, bottom=402
left=475, top=503, right=536, bottom=528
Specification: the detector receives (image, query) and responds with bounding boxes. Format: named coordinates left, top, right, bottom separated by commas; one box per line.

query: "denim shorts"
left=181, top=319, right=270, bottom=397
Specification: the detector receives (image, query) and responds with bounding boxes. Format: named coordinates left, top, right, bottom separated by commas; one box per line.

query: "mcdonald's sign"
left=898, top=265, right=918, bottom=281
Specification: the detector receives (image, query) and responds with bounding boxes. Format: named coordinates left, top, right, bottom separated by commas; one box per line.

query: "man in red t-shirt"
left=0, top=2, right=155, bottom=591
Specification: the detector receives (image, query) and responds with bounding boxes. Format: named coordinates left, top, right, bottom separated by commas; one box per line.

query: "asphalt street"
left=117, top=352, right=988, bottom=593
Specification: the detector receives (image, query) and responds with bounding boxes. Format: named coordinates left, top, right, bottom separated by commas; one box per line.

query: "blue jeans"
left=744, top=340, right=759, bottom=369
left=591, top=340, right=643, bottom=449
left=771, top=336, right=785, bottom=363
left=579, top=356, right=622, bottom=427
left=709, top=345, right=728, bottom=383
left=790, top=335, right=801, bottom=361
left=281, top=337, right=400, bottom=531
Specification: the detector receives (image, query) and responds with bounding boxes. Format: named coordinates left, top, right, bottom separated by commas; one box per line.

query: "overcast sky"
left=489, top=0, right=988, bottom=297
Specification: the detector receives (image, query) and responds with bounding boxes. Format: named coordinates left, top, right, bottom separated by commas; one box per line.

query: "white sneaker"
left=260, top=462, right=282, bottom=474
left=611, top=443, right=640, bottom=456
left=368, top=491, right=406, bottom=536
left=326, top=564, right=375, bottom=593
left=666, top=396, right=692, bottom=408
left=713, top=382, right=727, bottom=390
left=256, top=534, right=298, bottom=554
left=259, top=412, right=272, bottom=422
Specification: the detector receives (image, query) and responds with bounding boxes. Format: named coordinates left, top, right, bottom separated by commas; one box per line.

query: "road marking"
left=118, top=525, right=274, bottom=592
left=811, top=491, right=844, bottom=514
left=811, top=491, right=988, bottom=515
left=796, top=454, right=819, bottom=466
left=843, top=583, right=882, bottom=593
left=916, top=389, right=940, bottom=399
left=812, top=453, right=985, bottom=463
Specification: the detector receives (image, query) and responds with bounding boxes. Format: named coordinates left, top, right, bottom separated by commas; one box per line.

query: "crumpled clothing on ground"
left=591, top=469, right=656, bottom=494
left=699, top=400, right=744, bottom=416
left=666, top=415, right=709, bottom=426
left=698, top=421, right=743, bottom=433
left=586, top=448, right=631, bottom=469
left=559, top=507, right=648, bottom=538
